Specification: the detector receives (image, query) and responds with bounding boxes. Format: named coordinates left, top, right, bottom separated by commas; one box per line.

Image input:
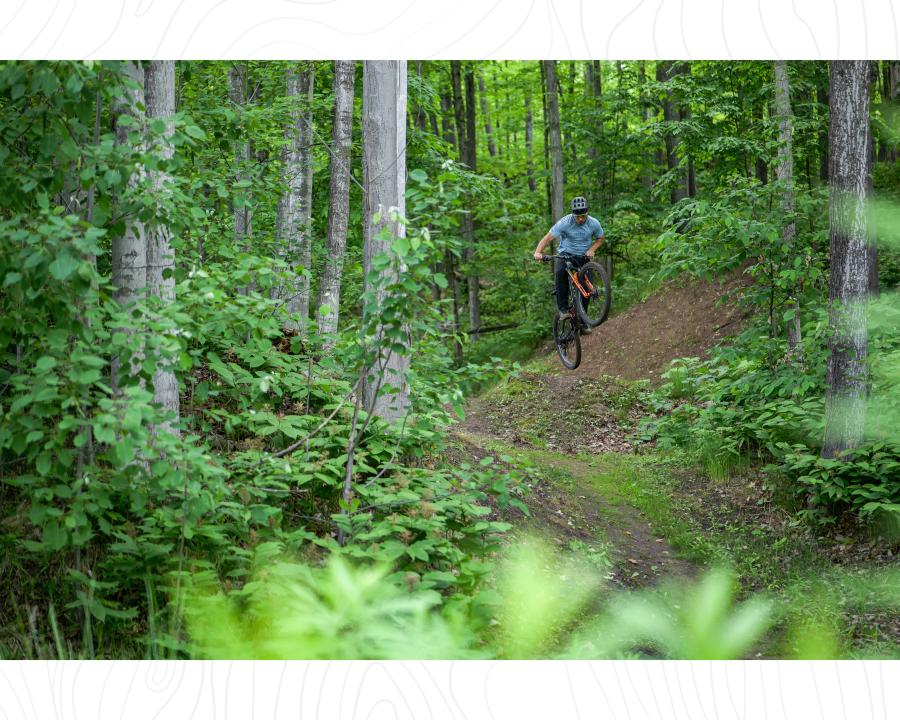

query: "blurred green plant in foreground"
left=183, top=539, right=900, bottom=660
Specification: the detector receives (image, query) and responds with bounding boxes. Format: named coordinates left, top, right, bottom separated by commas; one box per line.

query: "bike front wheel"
left=574, top=261, right=611, bottom=328
left=553, top=312, right=582, bottom=370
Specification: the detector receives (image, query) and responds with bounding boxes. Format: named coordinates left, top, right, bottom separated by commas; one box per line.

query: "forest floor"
left=450, top=273, right=900, bottom=655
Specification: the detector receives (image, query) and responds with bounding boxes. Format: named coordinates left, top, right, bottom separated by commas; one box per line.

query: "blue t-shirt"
left=549, top=214, right=604, bottom=255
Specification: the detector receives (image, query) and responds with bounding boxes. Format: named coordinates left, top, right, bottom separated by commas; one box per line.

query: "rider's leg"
left=554, top=258, right=569, bottom=314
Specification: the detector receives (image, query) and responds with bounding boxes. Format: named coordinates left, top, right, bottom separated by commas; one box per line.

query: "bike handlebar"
left=538, top=253, right=587, bottom=262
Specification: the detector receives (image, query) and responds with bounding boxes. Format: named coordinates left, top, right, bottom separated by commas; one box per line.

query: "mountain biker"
left=532, top=196, right=605, bottom=332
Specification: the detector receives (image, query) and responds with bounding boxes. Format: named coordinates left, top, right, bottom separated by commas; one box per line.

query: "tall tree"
left=463, top=64, right=481, bottom=338
left=660, top=61, right=690, bottom=204
left=111, top=61, right=146, bottom=394
left=477, top=67, right=497, bottom=157
left=144, top=60, right=180, bottom=432
left=277, top=62, right=315, bottom=332
left=524, top=92, right=536, bottom=192
left=822, top=60, right=872, bottom=459
left=316, top=60, right=356, bottom=342
left=439, top=92, right=456, bottom=152
left=543, top=60, right=565, bottom=221
left=774, top=61, right=802, bottom=359
left=435, top=84, right=463, bottom=365
left=361, top=60, right=409, bottom=422
left=638, top=60, right=653, bottom=189
left=227, top=64, right=252, bottom=262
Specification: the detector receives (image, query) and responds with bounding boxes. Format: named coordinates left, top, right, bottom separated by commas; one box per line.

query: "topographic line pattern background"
left=0, top=0, right=897, bottom=59
left=1, top=1, right=899, bottom=718
left=0, top=660, right=897, bottom=718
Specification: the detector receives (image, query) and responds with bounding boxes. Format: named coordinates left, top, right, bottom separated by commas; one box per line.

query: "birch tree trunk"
left=111, top=61, right=146, bottom=394
left=774, top=61, right=803, bottom=359
left=822, top=60, right=871, bottom=459
left=361, top=60, right=409, bottom=422
left=543, top=60, right=565, bottom=221
left=316, top=60, right=356, bottom=342
left=277, top=62, right=315, bottom=332
left=144, top=60, right=180, bottom=433
left=227, top=63, right=252, bottom=265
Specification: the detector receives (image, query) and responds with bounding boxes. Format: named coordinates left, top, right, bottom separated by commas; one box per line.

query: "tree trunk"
left=543, top=60, right=565, bottom=221
left=276, top=63, right=316, bottom=333
left=890, top=62, right=900, bottom=161
left=660, top=61, right=688, bottom=204
left=774, top=61, right=802, bottom=360
left=866, top=61, right=880, bottom=297
left=463, top=64, right=481, bottom=339
left=822, top=61, right=871, bottom=459
left=450, top=61, right=465, bottom=161
left=111, top=61, right=146, bottom=394
left=227, top=64, right=253, bottom=263
left=525, top=93, right=536, bottom=192
left=540, top=61, right=551, bottom=221
left=440, top=92, right=456, bottom=152
left=361, top=60, right=409, bottom=423
left=430, top=91, right=464, bottom=364
left=654, top=62, right=667, bottom=174
left=413, top=60, right=426, bottom=132
left=445, top=247, right=463, bottom=366
left=316, top=60, right=356, bottom=343
left=477, top=68, right=497, bottom=157
left=144, top=60, right=180, bottom=433
left=638, top=60, right=653, bottom=189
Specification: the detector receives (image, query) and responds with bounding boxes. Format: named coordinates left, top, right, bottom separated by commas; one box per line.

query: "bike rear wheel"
left=574, top=261, right=611, bottom=328
left=553, top=312, right=582, bottom=370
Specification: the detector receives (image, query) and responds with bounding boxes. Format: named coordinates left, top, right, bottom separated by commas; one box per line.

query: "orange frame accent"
left=569, top=269, right=591, bottom=298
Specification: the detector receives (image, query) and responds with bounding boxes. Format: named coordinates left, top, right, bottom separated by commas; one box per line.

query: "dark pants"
left=554, top=255, right=590, bottom=314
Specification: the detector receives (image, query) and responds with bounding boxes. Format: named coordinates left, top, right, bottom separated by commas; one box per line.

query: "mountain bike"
left=540, top=253, right=612, bottom=370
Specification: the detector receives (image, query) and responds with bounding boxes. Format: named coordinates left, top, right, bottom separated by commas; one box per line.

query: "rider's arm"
left=586, top=233, right=605, bottom=258
left=533, top=231, right=555, bottom=261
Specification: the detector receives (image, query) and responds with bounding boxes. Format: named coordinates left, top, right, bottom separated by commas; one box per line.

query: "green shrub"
left=776, top=442, right=900, bottom=527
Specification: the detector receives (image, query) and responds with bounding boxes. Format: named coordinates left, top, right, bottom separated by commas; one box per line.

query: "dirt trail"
left=453, top=429, right=695, bottom=588
left=456, top=273, right=751, bottom=589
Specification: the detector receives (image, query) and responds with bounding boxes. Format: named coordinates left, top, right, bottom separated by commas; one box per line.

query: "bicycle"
left=539, top=253, right=612, bottom=370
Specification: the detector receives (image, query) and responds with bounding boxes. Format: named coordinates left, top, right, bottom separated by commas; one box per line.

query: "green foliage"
left=184, top=539, right=894, bottom=660
left=184, top=546, right=478, bottom=659
left=643, top=322, right=827, bottom=463
left=776, top=442, right=900, bottom=525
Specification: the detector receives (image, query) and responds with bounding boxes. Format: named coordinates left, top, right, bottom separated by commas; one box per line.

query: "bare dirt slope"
left=568, top=271, right=751, bottom=381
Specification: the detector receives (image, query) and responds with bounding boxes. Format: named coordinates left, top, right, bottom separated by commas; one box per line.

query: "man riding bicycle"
left=533, top=196, right=605, bottom=333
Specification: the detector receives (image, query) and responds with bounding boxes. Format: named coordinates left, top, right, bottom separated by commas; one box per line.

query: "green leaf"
left=35, top=356, right=57, bottom=372
left=49, top=253, right=80, bottom=281
left=185, top=124, right=206, bottom=140
left=35, top=452, right=52, bottom=475
left=409, top=168, right=427, bottom=183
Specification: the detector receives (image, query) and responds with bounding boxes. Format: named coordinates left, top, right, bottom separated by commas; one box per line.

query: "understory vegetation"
left=1, top=59, right=898, bottom=660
